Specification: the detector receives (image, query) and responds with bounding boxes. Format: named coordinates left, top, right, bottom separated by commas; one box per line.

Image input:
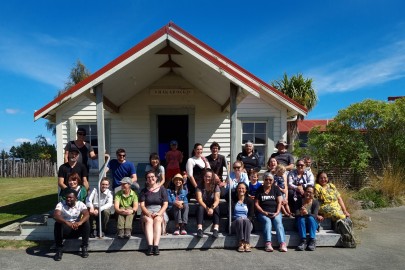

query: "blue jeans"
left=296, top=215, right=318, bottom=239
left=257, top=212, right=286, bottom=243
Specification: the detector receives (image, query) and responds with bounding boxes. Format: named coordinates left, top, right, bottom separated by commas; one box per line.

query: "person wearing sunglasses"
left=287, top=159, right=315, bottom=213
left=226, top=161, right=250, bottom=198
left=106, top=148, right=139, bottom=193
left=64, top=128, right=97, bottom=171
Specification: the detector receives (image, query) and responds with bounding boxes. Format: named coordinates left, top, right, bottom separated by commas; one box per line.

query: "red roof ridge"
left=34, top=22, right=308, bottom=120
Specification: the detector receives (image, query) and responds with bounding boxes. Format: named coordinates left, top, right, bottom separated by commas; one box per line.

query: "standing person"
left=165, top=140, right=183, bottom=181
left=186, top=143, right=211, bottom=197
left=145, top=152, right=166, bottom=187
left=274, top=164, right=292, bottom=217
left=167, top=173, right=189, bottom=235
left=232, top=182, right=255, bottom=252
left=195, top=169, right=221, bottom=238
left=114, top=177, right=138, bottom=239
left=59, top=173, right=87, bottom=203
left=237, top=141, right=261, bottom=173
left=206, top=142, right=227, bottom=180
left=86, top=177, right=113, bottom=238
left=140, top=171, right=169, bottom=256
left=53, top=189, right=90, bottom=261
left=106, top=148, right=139, bottom=193
left=295, top=185, right=319, bottom=251
left=270, top=140, right=294, bottom=171
left=64, top=127, right=97, bottom=171
left=58, top=148, right=89, bottom=191
left=255, top=172, right=288, bottom=252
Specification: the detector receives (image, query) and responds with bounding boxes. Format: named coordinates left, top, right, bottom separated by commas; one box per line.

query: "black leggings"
left=196, top=204, right=220, bottom=225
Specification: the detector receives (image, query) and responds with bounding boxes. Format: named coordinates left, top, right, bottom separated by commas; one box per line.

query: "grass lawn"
left=0, top=177, right=58, bottom=227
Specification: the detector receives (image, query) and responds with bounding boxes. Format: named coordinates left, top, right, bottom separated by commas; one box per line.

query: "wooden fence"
left=0, top=160, right=57, bottom=178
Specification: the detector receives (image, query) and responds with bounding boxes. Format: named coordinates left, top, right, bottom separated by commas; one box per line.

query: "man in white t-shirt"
left=53, top=189, right=90, bottom=261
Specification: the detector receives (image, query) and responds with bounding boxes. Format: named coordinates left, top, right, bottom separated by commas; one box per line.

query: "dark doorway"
left=157, top=115, right=188, bottom=170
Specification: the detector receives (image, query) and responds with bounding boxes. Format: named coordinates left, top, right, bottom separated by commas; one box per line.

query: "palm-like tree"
left=45, top=60, right=91, bottom=135
left=271, top=73, right=317, bottom=147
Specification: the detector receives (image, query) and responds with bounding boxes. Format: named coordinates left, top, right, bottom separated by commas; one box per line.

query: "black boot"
left=54, top=248, right=63, bottom=261
left=153, top=245, right=160, bottom=255
left=81, top=245, right=89, bottom=258
left=146, top=245, right=153, bottom=256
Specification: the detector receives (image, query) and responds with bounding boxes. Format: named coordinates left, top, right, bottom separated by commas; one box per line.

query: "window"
left=242, top=122, right=267, bottom=167
left=77, top=123, right=98, bottom=169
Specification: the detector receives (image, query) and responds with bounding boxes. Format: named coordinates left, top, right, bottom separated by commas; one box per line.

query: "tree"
left=298, top=98, right=405, bottom=179
left=271, top=73, right=318, bottom=147
left=45, top=60, right=91, bottom=135
left=7, top=135, right=57, bottom=162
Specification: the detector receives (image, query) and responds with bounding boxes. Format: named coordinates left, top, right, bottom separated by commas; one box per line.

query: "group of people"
left=53, top=131, right=351, bottom=260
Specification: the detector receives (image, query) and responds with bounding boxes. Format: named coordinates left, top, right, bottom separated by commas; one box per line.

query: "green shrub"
left=354, top=188, right=389, bottom=208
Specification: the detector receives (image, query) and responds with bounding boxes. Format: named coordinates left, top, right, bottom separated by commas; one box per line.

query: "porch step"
left=61, top=230, right=341, bottom=252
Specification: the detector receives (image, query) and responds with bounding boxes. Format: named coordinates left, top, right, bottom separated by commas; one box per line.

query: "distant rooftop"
left=298, top=120, right=333, bottom=132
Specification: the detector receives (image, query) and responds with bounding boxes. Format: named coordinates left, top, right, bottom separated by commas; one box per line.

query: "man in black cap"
left=270, top=139, right=294, bottom=171
left=58, top=147, right=89, bottom=190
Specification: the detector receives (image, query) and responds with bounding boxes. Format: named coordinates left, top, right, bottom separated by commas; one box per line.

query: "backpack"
left=335, top=218, right=356, bottom=248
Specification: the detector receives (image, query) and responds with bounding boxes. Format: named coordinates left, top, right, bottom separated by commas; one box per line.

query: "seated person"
left=270, top=140, right=294, bottom=171
left=86, top=177, right=113, bottom=238
left=59, top=172, right=87, bottom=203
left=226, top=161, right=250, bottom=199
left=53, top=189, right=90, bottom=261
left=140, top=171, right=169, bottom=256
left=145, top=152, right=166, bottom=187
left=314, top=171, right=350, bottom=221
left=114, top=177, right=138, bottom=239
left=248, top=170, right=262, bottom=200
left=231, top=182, right=255, bottom=252
left=167, top=173, right=189, bottom=235
left=195, top=169, right=221, bottom=238
left=236, top=141, right=261, bottom=173
left=255, top=172, right=288, bottom=252
left=295, top=185, right=319, bottom=251
left=106, top=148, right=139, bottom=193
left=287, top=159, right=314, bottom=212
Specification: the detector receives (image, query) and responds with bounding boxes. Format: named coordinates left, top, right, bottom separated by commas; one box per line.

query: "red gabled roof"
left=298, top=119, right=333, bottom=132
left=34, top=22, right=308, bottom=120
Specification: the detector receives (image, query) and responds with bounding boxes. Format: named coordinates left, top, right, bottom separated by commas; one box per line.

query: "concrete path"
left=1, top=206, right=404, bottom=270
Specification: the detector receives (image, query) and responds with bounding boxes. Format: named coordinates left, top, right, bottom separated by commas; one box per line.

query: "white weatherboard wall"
left=108, top=84, right=230, bottom=165
left=237, top=94, right=286, bottom=157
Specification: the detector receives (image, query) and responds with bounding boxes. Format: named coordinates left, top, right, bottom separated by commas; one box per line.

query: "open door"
left=157, top=115, right=189, bottom=170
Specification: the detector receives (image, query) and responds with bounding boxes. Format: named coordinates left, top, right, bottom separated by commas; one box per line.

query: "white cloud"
left=5, top=108, right=20, bottom=114
left=14, top=138, right=32, bottom=144
left=307, top=39, right=405, bottom=95
left=0, top=31, right=92, bottom=88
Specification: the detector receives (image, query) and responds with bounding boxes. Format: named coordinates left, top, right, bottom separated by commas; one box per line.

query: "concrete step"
left=0, top=222, right=21, bottom=236
left=108, top=215, right=332, bottom=234
left=61, top=230, right=341, bottom=252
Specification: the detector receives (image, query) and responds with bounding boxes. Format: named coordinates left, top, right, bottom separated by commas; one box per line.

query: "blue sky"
left=1, top=0, right=404, bottom=152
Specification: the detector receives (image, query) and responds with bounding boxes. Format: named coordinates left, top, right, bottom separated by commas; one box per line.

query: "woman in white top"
left=186, top=143, right=211, bottom=197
